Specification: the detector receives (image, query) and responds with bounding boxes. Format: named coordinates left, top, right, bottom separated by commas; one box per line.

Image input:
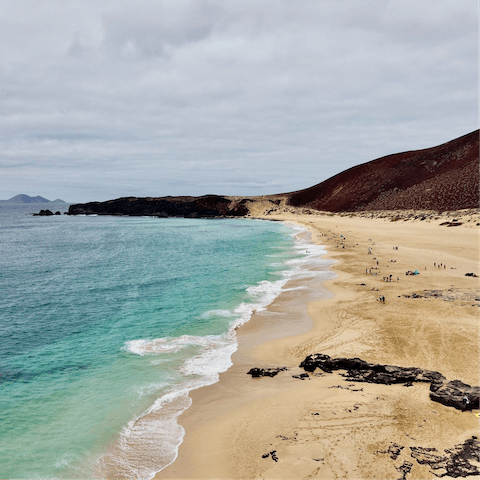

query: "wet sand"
left=157, top=209, right=479, bottom=479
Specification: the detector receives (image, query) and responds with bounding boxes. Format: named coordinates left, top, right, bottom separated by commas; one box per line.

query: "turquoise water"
left=0, top=204, right=327, bottom=478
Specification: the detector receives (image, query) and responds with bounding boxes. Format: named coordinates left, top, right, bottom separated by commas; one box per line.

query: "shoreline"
left=157, top=209, right=479, bottom=479
left=155, top=224, right=336, bottom=479
left=93, top=219, right=328, bottom=479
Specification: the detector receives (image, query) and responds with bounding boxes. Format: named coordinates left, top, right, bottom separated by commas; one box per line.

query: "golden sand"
left=157, top=208, right=479, bottom=479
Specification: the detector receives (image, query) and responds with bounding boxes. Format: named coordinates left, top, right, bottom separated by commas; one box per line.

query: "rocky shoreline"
left=65, top=195, right=251, bottom=218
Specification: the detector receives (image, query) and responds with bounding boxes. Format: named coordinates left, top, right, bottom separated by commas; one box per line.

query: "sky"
left=0, top=0, right=477, bottom=203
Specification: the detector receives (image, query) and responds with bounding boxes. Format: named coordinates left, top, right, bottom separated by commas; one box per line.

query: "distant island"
left=0, top=194, right=66, bottom=204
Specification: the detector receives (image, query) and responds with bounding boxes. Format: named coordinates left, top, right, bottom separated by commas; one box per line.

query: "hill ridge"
left=2, top=194, right=66, bottom=203
left=286, top=130, right=479, bottom=212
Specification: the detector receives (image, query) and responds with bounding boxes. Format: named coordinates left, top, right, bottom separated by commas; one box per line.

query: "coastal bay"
left=157, top=208, right=479, bottom=479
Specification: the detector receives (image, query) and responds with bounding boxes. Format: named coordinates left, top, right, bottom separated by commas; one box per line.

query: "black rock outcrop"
left=68, top=195, right=249, bottom=218
left=247, top=367, right=287, bottom=378
left=33, top=209, right=54, bottom=216
left=410, top=437, right=479, bottom=478
left=430, top=380, right=480, bottom=411
left=299, top=353, right=479, bottom=411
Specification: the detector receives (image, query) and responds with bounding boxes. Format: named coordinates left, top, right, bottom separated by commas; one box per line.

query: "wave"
left=124, top=334, right=230, bottom=356
left=98, top=333, right=237, bottom=478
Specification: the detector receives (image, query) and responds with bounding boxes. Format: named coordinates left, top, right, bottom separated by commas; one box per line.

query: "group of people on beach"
left=383, top=275, right=398, bottom=282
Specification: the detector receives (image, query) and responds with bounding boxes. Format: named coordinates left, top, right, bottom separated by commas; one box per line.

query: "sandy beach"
left=157, top=208, right=479, bottom=479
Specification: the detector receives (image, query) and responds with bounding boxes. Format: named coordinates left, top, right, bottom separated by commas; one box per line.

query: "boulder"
left=33, top=209, right=54, bottom=216
left=247, top=367, right=287, bottom=378
left=430, top=380, right=479, bottom=411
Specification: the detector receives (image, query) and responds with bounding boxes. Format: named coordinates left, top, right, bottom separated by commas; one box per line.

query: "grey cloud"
left=0, top=0, right=477, bottom=202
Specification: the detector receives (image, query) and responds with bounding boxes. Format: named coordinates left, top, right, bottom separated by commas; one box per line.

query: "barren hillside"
left=286, top=130, right=479, bottom=212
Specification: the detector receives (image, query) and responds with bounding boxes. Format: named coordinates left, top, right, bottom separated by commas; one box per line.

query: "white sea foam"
left=283, top=285, right=309, bottom=292
left=100, top=332, right=238, bottom=479
left=122, top=332, right=237, bottom=413
left=200, top=309, right=234, bottom=319
left=131, top=382, right=170, bottom=398
left=124, top=335, right=228, bottom=356
left=95, top=390, right=191, bottom=479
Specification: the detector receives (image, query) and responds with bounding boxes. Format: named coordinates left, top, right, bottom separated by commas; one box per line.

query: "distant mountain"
left=1, top=194, right=66, bottom=203
left=285, top=130, right=479, bottom=212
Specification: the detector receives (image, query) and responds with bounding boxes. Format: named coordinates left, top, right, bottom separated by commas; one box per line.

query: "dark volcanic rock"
left=68, top=195, right=249, bottom=218
left=299, top=353, right=478, bottom=411
left=247, top=367, right=287, bottom=378
left=299, top=353, right=444, bottom=385
left=430, top=380, right=480, bottom=411
left=262, top=450, right=279, bottom=462
left=410, top=437, right=480, bottom=477
left=286, top=130, right=479, bottom=212
left=33, top=209, right=54, bottom=216
left=440, top=221, right=463, bottom=227
left=292, top=373, right=310, bottom=380
left=396, top=461, right=413, bottom=480
left=379, top=442, right=404, bottom=460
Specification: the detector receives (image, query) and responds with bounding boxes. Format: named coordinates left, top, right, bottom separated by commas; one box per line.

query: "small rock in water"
left=33, top=209, right=54, bottom=216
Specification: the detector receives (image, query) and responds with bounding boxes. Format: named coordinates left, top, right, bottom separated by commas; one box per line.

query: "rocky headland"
left=67, top=195, right=250, bottom=217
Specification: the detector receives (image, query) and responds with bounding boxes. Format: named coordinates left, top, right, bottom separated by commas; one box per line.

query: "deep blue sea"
left=0, top=203, right=329, bottom=478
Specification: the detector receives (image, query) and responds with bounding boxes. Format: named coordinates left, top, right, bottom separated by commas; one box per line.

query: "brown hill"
left=286, top=130, right=479, bottom=212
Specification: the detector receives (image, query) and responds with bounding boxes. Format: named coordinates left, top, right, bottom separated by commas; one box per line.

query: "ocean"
left=0, top=203, right=331, bottom=478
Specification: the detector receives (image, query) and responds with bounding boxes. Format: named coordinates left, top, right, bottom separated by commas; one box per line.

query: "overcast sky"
left=0, top=0, right=477, bottom=202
